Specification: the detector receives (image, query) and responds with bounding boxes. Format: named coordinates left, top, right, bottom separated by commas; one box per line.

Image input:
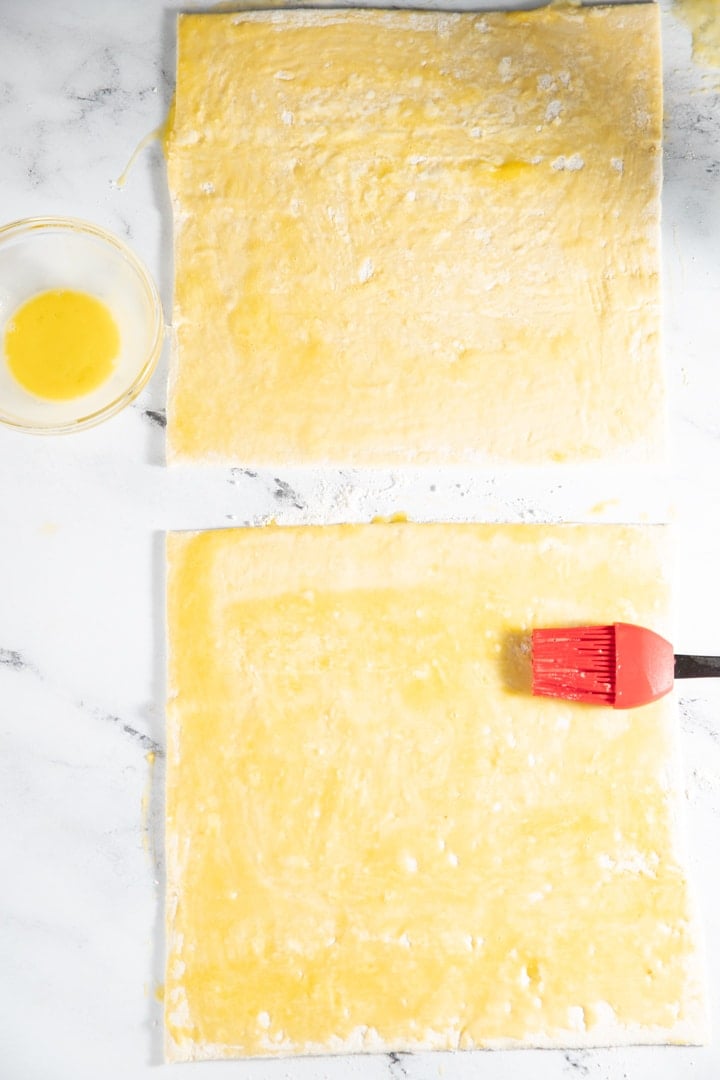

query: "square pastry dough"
left=165, top=523, right=706, bottom=1061
left=167, top=6, right=663, bottom=466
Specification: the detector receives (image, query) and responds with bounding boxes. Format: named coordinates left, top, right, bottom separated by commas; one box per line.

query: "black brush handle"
left=674, top=654, right=720, bottom=679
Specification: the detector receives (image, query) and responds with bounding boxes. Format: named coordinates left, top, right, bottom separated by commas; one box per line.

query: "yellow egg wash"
left=167, top=6, right=664, bottom=467
left=4, top=289, right=119, bottom=400
left=674, top=0, right=720, bottom=70
left=115, top=95, right=175, bottom=188
left=165, top=523, right=706, bottom=1061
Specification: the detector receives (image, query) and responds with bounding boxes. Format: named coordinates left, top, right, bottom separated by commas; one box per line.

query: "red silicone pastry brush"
left=531, top=622, right=720, bottom=708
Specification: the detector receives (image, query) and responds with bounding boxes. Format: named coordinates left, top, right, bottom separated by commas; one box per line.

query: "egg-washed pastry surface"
left=165, top=523, right=706, bottom=1061
left=166, top=6, right=663, bottom=466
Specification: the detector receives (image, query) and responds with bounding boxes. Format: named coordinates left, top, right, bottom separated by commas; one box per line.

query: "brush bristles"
left=531, top=625, right=616, bottom=704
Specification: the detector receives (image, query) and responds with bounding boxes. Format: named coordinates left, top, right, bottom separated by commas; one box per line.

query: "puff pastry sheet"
left=167, top=6, right=663, bottom=465
left=165, top=524, right=706, bottom=1061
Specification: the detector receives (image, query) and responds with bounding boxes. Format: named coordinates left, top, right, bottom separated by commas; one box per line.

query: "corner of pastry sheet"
left=164, top=981, right=194, bottom=1064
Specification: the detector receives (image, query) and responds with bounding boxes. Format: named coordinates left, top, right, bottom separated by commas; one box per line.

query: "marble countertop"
left=1, top=1, right=719, bottom=1077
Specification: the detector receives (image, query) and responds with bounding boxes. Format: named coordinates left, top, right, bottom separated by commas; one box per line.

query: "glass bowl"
left=0, top=217, right=164, bottom=433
